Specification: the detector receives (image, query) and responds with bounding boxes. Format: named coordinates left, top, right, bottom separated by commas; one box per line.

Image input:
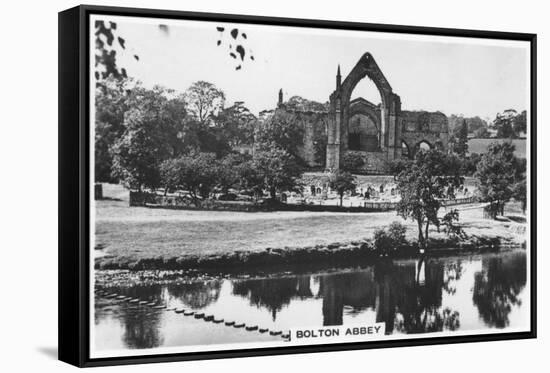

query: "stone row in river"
left=95, top=288, right=290, bottom=340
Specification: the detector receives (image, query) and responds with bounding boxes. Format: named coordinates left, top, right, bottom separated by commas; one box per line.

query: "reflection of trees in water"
left=375, top=260, right=460, bottom=334
left=319, top=270, right=377, bottom=326
left=232, top=276, right=306, bottom=321
left=108, top=285, right=164, bottom=349
left=442, top=261, right=464, bottom=296
left=167, top=281, right=221, bottom=309
left=473, top=253, right=526, bottom=328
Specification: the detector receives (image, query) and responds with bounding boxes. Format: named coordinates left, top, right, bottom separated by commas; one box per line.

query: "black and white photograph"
left=85, top=8, right=534, bottom=360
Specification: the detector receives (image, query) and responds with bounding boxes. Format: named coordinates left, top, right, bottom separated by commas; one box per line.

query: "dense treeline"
left=95, top=77, right=303, bottom=199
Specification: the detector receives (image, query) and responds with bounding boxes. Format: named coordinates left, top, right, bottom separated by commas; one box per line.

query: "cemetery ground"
left=95, top=183, right=526, bottom=272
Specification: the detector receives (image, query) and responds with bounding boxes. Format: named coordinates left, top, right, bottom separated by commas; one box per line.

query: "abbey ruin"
left=273, top=52, right=450, bottom=173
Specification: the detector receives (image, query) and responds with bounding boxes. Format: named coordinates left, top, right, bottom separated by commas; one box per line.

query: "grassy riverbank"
left=95, top=184, right=526, bottom=271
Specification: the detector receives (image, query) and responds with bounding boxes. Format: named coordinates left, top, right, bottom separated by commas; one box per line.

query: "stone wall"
left=342, top=150, right=389, bottom=174
left=400, top=111, right=449, bottom=157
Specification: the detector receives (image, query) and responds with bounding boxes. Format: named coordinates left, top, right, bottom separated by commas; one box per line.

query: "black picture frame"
left=58, top=4, right=537, bottom=368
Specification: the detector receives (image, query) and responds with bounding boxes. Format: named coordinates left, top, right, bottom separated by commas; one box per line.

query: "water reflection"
left=232, top=277, right=303, bottom=321
left=473, top=253, right=526, bottom=328
left=94, top=251, right=528, bottom=350
left=167, top=281, right=221, bottom=309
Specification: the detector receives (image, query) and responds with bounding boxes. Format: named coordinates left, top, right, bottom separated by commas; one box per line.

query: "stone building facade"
left=271, top=52, right=449, bottom=174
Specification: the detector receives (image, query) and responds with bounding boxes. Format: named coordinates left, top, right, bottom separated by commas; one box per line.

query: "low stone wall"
left=129, top=192, right=262, bottom=212
left=130, top=191, right=477, bottom=213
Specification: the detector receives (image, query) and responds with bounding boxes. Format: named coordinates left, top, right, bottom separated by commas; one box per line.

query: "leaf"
left=242, top=32, right=247, bottom=39
left=250, top=55, right=255, bottom=61
left=216, top=27, right=225, bottom=32
left=230, top=29, right=239, bottom=39
left=236, top=65, right=242, bottom=70
left=216, top=40, right=221, bottom=46
left=235, top=45, right=245, bottom=60
left=109, top=21, right=117, bottom=30
left=133, top=55, right=140, bottom=61
left=118, top=37, right=126, bottom=49
left=159, top=24, right=169, bottom=34
left=229, top=52, right=236, bottom=59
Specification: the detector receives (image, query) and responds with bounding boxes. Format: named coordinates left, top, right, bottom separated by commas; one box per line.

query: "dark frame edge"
left=57, top=4, right=537, bottom=368
left=58, top=5, right=87, bottom=368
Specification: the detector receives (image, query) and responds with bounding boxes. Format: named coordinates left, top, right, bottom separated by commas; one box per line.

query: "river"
left=94, top=250, right=527, bottom=351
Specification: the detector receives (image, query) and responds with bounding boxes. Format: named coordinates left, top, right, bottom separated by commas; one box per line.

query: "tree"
left=460, top=152, right=482, bottom=176
left=453, top=120, right=469, bottom=157
left=493, top=109, right=518, bottom=139
left=395, top=150, right=463, bottom=249
left=184, top=81, right=225, bottom=125
left=160, top=153, right=218, bottom=202
left=329, top=171, right=357, bottom=206
left=447, top=114, right=487, bottom=135
left=512, top=179, right=527, bottom=213
left=215, top=101, right=257, bottom=147
left=110, top=86, right=186, bottom=191
left=253, top=146, right=302, bottom=199
left=255, top=110, right=304, bottom=161
left=94, top=77, right=133, bottom=182
left=236, top=160, right=264, bottom=198
left=94, top=20, right=139, bottom=83
left=216, top=153, right=251, bottom=193
left=474, top=142, right=521, bottom=218
left=513, top=110, right=527, bottom=136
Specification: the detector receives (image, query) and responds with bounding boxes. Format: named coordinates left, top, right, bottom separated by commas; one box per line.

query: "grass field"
left=95, top=184, right=525, bottom=266
left=468, top=138, right=526, bottom=158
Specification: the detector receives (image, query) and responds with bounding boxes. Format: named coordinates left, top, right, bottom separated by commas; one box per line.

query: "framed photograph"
left=59, top=4, right=536, bottom=367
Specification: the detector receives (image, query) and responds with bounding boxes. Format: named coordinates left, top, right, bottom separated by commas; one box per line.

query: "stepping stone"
left=128, top=299, right=140, bottom=303
left=281, top=334, right=290, bottom=339
left=233, top=323, right=245, bottom=328
left=138, top=301, right=148, bottom=305
left=213, top=318, right=224, bottom=324
left=269, top=330, right=282, bottom=336
left=146, top=302, right=157, bottom=306
left=152, top=305, right=166, bottom=309
left=165, top=307, right=176, bottom=311
left=174, top=308, right=185, bottom=314
left=259, top=328, right=269, bottom=333
left=105, top=294, right=117, bottom=298
left=245, top=325, right=258, bottom=331
left=224, top=321, right=235, bottom=326
left=184, top=311, right=195, bottom=316
left=194, top=313, right=205, bottom=319
left=204, top=315, right=214, bottom=321
left=116, top=295, right=126, bottom=300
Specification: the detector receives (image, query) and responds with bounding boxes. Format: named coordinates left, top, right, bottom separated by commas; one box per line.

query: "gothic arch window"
left=402, top=141, right=411, bottom=159
left=415, top=140, right=432, bottom=157
left=348, top=113, right=379, bottom=151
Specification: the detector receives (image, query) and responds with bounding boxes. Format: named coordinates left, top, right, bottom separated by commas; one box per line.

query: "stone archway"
left=326, top=53, right=401, bottom=170
left=413, top=140, right=432, bottom=158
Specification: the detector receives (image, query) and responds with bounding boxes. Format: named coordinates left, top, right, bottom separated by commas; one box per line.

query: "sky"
left=93, top=15, right=530, bottom=120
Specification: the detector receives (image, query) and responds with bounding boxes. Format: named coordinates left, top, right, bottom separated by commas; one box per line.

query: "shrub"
left=387, top=221, right=407, bottom=247
left=374, top=222, right=408, bottom=253
left=373, top=229, right=393, bottom=253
